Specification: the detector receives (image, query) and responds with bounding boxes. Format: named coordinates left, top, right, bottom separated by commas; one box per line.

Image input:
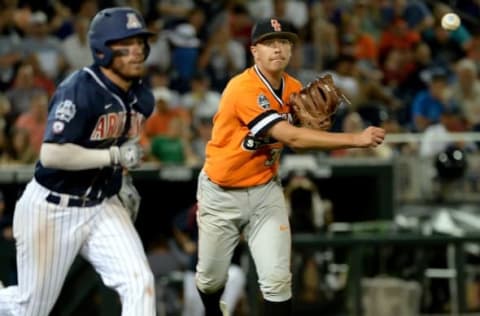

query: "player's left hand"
left=118, top=173, right=141, bottom=221
left=110, top=137, right=144, bottom=169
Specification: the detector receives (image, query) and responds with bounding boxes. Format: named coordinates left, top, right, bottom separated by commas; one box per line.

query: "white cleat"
left=0, top=281, right=4, bottom=288
left=220, top=300, right=229, bottom=316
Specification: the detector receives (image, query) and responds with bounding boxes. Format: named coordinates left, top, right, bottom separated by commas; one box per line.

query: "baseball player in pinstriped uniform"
left=0, top=7, right=157, bottom=316
left=195, top=18, right=386, bottom=316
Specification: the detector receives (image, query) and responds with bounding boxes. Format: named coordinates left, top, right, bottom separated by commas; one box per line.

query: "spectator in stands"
left=47, top=0, right=74, bottom=40
left=394, top=42, right=433, bottom=118
left=378, top=18, right=421, bottom=66
left=381, top=0, right=434, bottom=33
left=3, top=126, right=37, bottom=164
left=155, top=0, right=195, bottom=28
left=346, top=0, right=383, bottom=41
left=227, top=3, right=254, bottom=53
left=272, top=0, right=309, bottom=32
left=450, top=57, right=480, bottom=130
left=5, top=61, right=47, bottom=122
left=143, top=87, right=197, bottom=165
left=338, top=14, right=378, bottom=68
left=325, top=54, right=360, bottom=101
left=167, top=9, right=204, bottom=93
left=286, top=43, right=318, bottom=86
left=0, top=1, right=24, bottom=91
left=19, top=11, right=67, bottom=82
left=14, top=89, right=47, bottom=155
left=411, top=67, right=456, bottom=132
left=419, top=107, right=470, bottom=158
left=147, top=66, right=181, bottom=107
left=197, top=18, right=246, bottom=92
left=181, top=71, right=221, bottom=125
left=72, top=0, right=98, bottom=20
left=61, top=15, right=93, bottom=74
left=467, top=28, right=480, bottom=70
left=190, top=106, right=214, bottom=164
left=144, top=17, right=171, bottom=72
left=309, top=2, right=339, bottom=71
left=247, top=0, right=309, bottom=31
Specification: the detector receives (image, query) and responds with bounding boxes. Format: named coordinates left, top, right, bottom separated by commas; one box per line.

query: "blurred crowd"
left=0, top=0, right=480, bottom=166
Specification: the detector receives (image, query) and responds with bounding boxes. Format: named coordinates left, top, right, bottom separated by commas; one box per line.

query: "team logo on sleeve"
left=257, top=94, right=270, bottom=110
left=55, top=100, right=76, bottom=122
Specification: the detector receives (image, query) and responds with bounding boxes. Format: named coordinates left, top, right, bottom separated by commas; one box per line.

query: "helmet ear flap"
left=91, top=42, right=114, bottom=67
left=143, top=38, right=150, bottom=61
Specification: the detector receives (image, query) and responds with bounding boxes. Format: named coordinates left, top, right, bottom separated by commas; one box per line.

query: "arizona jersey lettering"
left=34, top=65, right=154, bottom=198
left=204, top=65, right=302, bottom=187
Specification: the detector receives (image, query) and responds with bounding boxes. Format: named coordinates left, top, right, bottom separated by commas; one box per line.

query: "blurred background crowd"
left=1, top=0, right=480, bottom=167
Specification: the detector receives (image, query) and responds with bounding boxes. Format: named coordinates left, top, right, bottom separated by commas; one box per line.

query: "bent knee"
left=259, top=269, right=292, bottom=302
left=128, top=269, right=155, bottom=296
left=196, top=271, right=228, bottom=294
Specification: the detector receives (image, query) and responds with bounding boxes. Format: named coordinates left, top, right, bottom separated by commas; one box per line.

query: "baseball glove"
left=289, top=74, right=348, bottom=130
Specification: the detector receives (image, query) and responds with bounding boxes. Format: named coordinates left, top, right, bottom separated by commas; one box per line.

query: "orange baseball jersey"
left=204, top=65, right=302, bottom=187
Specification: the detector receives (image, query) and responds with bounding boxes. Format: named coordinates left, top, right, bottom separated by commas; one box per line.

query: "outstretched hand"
left=356, top=126, right=386, bottom=148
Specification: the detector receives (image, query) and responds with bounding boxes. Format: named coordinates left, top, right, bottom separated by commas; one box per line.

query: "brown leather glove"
left=289, top=74, right=348, bottom=130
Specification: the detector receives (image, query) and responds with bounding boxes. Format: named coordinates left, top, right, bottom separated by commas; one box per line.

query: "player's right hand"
left=109, top=138, right=144, bottom=169
left=357, top=126, right=386, bottom=148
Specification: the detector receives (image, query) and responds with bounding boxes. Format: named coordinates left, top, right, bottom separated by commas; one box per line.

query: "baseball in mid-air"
left=441, top=13, right=461, bottom=31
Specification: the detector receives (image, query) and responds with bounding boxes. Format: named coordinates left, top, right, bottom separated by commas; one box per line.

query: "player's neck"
left=255, top=64, right=283, bottom=89
left=100, top=67, right=133, bottom=92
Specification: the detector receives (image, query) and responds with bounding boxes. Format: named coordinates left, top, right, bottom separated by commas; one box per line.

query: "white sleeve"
left=40, top=143, right=112, bottom=170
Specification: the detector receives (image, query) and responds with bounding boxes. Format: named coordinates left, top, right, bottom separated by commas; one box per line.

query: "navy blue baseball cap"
left=251, top=18, right=298, bottom=44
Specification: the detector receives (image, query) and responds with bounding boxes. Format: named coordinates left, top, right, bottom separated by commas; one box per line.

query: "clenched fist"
left=356, top=126, right=386, bottom=148
left=110, top=138, right=144, bottom=169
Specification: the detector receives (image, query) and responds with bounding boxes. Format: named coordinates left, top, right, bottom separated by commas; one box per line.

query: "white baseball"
left=441, top=13, right=461, bottom=31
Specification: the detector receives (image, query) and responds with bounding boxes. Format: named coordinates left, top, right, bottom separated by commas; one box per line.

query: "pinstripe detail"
left=0, top=180, right=155, bottom=316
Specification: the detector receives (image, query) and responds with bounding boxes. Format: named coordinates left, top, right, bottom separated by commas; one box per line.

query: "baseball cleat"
left=220, top=300, right=229, bottom=316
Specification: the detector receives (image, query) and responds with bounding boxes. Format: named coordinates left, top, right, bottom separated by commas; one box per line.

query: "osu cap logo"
left=271, top=19, right=282, bottom=31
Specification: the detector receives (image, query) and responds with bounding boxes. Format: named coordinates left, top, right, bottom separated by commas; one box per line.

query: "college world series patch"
left=55, top=100, right=76, bottom=122
left=257, top=94, right=270, bottom=110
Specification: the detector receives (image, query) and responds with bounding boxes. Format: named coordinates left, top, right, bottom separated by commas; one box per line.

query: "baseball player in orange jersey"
left=195, top=18, right=386, bottom=316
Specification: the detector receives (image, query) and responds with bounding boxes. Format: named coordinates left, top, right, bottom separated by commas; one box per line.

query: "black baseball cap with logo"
left=251, top=18, right=298, bottom=44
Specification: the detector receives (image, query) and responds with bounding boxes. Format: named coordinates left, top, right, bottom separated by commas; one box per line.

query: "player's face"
left=251, top=38, right=293, bottom=74
left=109, top=35, right=148, bottom=80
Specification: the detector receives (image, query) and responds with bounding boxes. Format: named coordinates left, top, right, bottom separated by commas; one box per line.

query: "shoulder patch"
left=52, top=121, right=65, bottom=134
left=55, top=100, right=76, bottom=122
left=257, top=94, right=270, bottom=110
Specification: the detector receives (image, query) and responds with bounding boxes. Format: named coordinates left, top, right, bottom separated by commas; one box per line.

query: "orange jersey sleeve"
left=204, top=66, right=302, bottom=187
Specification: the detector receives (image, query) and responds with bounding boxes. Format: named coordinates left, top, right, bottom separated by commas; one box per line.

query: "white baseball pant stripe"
left=195, top=171, right=292, bottom=302
left=0, top=179, right=155, bottom=316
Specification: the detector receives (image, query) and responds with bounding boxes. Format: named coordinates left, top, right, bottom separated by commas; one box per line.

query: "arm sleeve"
left=40, top=143, right=112, bottom=170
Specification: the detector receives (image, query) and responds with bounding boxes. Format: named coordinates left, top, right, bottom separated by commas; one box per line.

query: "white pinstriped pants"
left=0, top=179, right=155, bottom=316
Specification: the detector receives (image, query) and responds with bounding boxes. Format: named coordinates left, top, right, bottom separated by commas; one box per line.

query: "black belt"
left=46, top=193, right=102, bottom=207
